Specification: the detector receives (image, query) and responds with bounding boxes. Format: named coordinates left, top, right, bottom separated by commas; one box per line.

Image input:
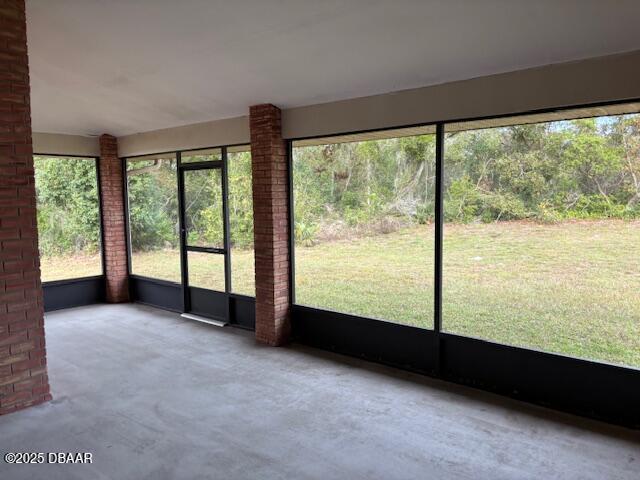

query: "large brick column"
left=98, top=134, right=129, bottom=303
left=0, top=0, right=51, bottom=415
left=250, top=104, right=291, bottom=345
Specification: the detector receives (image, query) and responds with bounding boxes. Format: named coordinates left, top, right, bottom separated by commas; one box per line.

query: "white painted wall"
left=33, top=133, right=100, bottom=157
left=282, top=50, right=640, bottom=140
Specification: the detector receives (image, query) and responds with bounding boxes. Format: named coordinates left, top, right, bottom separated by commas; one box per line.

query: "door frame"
left=177, top=148, right=232, bottom=321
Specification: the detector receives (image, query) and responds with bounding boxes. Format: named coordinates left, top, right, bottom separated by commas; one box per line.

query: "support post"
left=98, top=134, right=129, bottom=303
left=0, top=0, right=51, bottom=415
left=249, top=104, right=291, bottom=345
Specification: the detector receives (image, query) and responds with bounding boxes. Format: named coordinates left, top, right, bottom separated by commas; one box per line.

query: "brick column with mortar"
left=249, top=104, right=291, bottom=346
left=0, top=0, right=51, bottom=415
left=98, top=134, right=129, bottom=303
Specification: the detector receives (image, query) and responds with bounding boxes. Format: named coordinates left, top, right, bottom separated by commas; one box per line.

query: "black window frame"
left=288, top=98, right=640, bottom=428
left=289, top=125, right=439, bottom=329
left=123, top=144, right=255, bottom=329
left=33, top=153, right=106, bottom=283
left=34, top=153, right=106, bottom=311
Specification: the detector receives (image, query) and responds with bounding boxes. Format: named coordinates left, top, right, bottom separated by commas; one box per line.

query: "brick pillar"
left=98, top=134, right=129, bottom=303
left=0, top=0, right=51, bottom=415
left=250, top=104, right=291, bottom=346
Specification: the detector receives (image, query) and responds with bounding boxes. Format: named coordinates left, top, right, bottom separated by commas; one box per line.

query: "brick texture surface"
left=0, top=0, right=51, bottom=415
left=250, top=104, right=291, bottom=345
left=98, top=135, right=129, bottom=302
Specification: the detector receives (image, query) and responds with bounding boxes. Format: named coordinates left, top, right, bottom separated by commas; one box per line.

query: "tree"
left=34, top=157, right=101, bottom=256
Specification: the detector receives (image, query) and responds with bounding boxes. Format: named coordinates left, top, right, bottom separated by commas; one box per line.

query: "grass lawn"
left=42, top=219, right=640, bottom=369
left=296, top=220, right=640, bottom=369
left=40, top=254, right=102, bottom=282
left=127, top=249, right=256, bottom=296
left=441, top=220, right=640, bottom=368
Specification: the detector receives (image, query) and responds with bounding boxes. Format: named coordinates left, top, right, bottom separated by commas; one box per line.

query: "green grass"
left=441, top=220, right=640, bottom=368
left=298, top=219, right=640, bottom=368
left=42, top=219, right=640, bottom=369
left=127, top=248, right=256, bottom=296
left=40, top=254, right=102, bottom=282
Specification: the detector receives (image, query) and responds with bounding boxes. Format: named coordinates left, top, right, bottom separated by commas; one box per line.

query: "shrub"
left=415, top=202, right=434, bottom=224
left=295, top=221, right=319, bottom=246
left=481, top=191, right=528, bottom=222
left=444, top=176, right=481, bottom=222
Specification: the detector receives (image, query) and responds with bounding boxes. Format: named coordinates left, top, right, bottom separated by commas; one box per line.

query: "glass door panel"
left=183, top=168, right=224, bottom=249
left=179, top=161, right=229, bottom=321
left=180, top=162, right=229, bottom=316
left=187, top=251, right=225, bottom=291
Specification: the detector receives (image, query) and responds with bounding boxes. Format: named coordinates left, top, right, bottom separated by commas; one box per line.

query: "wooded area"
left=35, top=114, right=640, bottom=261
left=125, top=151, right=254, bottom=255
left=34, top=156, right=101, bottom=257
left=293, top=114, right=640, bottom=246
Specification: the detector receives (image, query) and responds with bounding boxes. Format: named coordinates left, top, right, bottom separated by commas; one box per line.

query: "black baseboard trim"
left=129, top=276, right=183, bottom=312
left=129, top=276, right=256, bottom=330
left=43, top=276, right=105, bottom=312
left=291, top=304, right=640, bottom=429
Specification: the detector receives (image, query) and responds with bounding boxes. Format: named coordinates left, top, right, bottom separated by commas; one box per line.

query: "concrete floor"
left=0, top=304, right=638, bottom=480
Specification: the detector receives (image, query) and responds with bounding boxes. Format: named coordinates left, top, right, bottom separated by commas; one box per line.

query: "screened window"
left=443, top=105, right=640, bottom=368
left=228, top=145, right=255, bottom=296
left=183, top=166, right=224, bottom=249
left=187, top=251, right=225, bottom=291
left=34, top=156, right=102, bottom=282
left=126, top=154, right=181, bottom=283
left=292, top=127, right=436, bottom=327
left=181, top=147, right=221, bottom=164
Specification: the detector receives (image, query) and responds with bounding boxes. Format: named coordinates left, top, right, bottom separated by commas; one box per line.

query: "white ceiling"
left=27, top=0, right=640, bottom=137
